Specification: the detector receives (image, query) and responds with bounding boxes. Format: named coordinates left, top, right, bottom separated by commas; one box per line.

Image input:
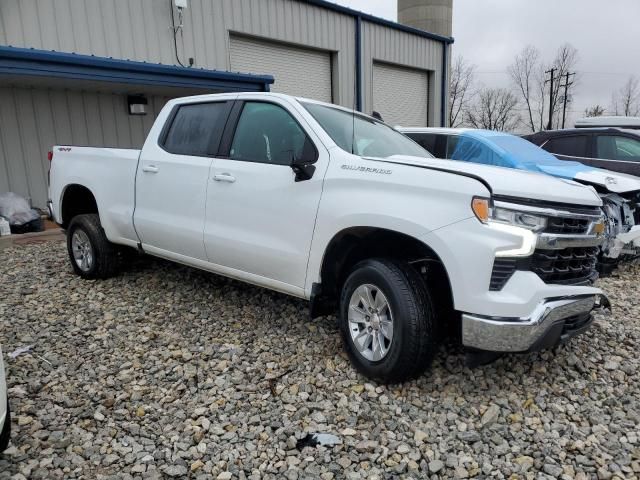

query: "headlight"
left=471, top=197, right=540, bottom=257
left=472, top=197, right=547, bottom=232
left=493, top=206, right=547, bottom=232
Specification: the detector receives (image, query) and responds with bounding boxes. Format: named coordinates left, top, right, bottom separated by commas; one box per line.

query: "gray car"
left=523, top=128, right=640, bottom=177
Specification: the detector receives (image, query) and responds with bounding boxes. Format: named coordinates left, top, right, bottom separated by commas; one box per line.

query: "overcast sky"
left=336, top=0, right=640, bottom=126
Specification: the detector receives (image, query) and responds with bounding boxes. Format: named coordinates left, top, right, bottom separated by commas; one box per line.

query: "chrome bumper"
left=462, top=294, right=609, bottom=353
left=46, top=201, right=54, bottom=220
left=536, top=233, right=603, bottom=249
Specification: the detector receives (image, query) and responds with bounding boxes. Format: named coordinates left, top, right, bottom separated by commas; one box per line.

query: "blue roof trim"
left=302, top=0, right=454, bottom=44
left=0, top=46, right=274, bottom=92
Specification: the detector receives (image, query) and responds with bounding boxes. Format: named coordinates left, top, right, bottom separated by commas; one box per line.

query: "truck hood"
left=535, top=164, right=640, bottom=194
left=375, top=155, right=603, bottom=207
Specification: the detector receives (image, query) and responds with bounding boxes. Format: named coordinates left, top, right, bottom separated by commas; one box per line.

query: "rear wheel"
left=0, top=399, right=10, bottom=452
left=66, top=214, right=119, bottom=279
left=339, top=258, right=436, bottom=383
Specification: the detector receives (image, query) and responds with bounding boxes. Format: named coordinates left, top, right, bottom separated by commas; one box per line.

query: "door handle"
left=213, top=173, right=236, bottom=183
left=142, top=164, right=159, bottom=173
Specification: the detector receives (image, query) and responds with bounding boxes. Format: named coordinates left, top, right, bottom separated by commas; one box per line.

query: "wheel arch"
left=310, top=226, right=455, bottom=321
left=59, top=184, right=99, bottom=229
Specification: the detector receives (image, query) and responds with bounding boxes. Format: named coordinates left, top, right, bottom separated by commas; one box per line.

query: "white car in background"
left=0, top=344, right=9, bottom=452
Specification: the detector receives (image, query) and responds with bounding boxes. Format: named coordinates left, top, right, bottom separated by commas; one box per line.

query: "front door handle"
left=142, top=164, right=159, bottom=173
left=213, top=173, right=236, bottom=183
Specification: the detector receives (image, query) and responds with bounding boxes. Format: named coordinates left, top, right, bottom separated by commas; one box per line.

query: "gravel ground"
left=0, top=241, right=639, bottom=480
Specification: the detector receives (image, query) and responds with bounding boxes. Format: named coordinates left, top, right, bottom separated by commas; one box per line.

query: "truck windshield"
left=302, top=102, right=432, bottom=159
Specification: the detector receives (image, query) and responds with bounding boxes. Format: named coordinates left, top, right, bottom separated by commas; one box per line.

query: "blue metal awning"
left=0, top=46, right=274, bottom=92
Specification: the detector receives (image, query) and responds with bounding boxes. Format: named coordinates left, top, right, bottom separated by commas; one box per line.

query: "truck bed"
left=48, top=146, right=141, bottom=246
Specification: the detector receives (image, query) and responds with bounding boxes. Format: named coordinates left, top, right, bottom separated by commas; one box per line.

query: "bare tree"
left=584, top=105, right=605, bottom=117
left=508, top=45, right=543, bottom=132
left=449, top=55, right=476, bottom=127
left=465, top=87, right=520, bottom=132
left=509, top=43, right=580, bottom=132
left=611, top=76, right=640, bottom=116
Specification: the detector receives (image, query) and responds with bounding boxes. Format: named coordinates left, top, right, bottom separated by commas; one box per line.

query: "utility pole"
left=545, top=68, right=557, bottom=130
left=561, top=72, right=576, bottom=129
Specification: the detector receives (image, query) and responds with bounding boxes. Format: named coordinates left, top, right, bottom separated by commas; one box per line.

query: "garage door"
left=373, top=62, right=428, bottom=127
left=230, top=36, right=332, bottom=103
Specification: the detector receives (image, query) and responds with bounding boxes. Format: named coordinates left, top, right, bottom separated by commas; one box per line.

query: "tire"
left=339, top=258, right=436, bottom=383
left=66, top=214, right=119, bottom=279
left=0, top=399, right=10, bottom=453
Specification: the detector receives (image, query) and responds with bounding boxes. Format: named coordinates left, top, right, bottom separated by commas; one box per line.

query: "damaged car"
left=400, top=128, right=640, bottom=266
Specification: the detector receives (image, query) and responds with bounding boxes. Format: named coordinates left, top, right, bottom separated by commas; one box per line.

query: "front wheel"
left=66, top=214, right=119, bottom=279
left=339, top=258, right=436, bottom=383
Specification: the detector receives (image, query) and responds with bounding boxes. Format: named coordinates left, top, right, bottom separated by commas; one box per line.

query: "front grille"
left=489, top=259, right=517, bottom=291
left=487, top=197, right=603, bottom=290
left=544, top=217, right=590, bottom=235
left=530, top=246, right=599, bottom=285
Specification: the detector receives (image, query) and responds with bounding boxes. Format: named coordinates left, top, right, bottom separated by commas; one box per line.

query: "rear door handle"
left=213, top=173, right=236, bottom=183
left=142, top=165, right=159, bottom=173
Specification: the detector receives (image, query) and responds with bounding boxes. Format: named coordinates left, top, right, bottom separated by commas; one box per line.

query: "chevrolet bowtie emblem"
left=594, top=222, right=605, bottom=235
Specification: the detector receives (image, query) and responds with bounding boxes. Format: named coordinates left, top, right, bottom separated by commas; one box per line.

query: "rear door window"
left=595, top=135, right=640, bottom=161
left=162, top=102, right=230, bottom=156
left=541, top=135, right=589, bottom=157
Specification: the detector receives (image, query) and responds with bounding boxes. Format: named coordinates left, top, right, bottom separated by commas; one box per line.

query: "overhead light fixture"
left=128, top=95, right=148, bottom=115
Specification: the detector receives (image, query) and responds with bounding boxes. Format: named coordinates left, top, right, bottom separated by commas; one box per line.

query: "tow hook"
left=594, top=294, right=612, bottom=315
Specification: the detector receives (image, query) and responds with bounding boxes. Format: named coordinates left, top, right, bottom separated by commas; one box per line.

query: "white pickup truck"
left=49, top=93, right=609, bottom=383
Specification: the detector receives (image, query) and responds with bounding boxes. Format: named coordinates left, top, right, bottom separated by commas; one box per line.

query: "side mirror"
left=291, top=137, right=318, bottom=182
left=292, top=161, right=316, bottom=182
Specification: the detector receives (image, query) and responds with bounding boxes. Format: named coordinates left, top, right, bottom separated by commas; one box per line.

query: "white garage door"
left=230, top=36, right=332, bottom=102
left=373, top=62, right=429, bottom=127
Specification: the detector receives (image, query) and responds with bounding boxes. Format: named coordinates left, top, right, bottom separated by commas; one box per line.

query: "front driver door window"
left=229, top=102, right=308, bottom=165
left=203, top=101, right=325, bottom=293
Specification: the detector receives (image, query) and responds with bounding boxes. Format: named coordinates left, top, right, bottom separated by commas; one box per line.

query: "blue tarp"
left=450, top=130, right=590, bottom=179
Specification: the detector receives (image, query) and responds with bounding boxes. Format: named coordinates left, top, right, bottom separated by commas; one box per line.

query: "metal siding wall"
left=0, top=0, right=356, bottom=106
left=361, top=21, right=443, bottom=126
left=0, top=86, right=170, bottom=208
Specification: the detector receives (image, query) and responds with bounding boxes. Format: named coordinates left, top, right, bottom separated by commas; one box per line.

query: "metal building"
left=0, top=0, right=453, bottom=209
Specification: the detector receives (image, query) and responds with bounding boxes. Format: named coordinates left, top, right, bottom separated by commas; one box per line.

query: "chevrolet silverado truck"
left=48, top=93, right=609, bottom=383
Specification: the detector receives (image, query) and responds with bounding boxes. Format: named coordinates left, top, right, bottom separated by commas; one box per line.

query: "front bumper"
left=461, top=294, right=609, bottom=353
